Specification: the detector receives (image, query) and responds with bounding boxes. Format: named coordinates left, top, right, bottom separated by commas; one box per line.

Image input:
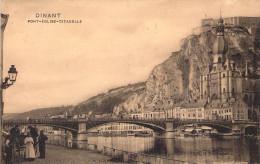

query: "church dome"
left=213, top=36, right=228, bottom=54
left=213, top=17, right=228, bottom=54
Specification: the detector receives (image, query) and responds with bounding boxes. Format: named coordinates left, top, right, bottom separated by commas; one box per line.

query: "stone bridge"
left=3, top=119, right=260, bottom=135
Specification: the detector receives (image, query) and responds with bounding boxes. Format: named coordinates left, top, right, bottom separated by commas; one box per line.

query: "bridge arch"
left=172, top=122, right=232, bottom=133
left=85, top=121, right=166, bottom=133
left=244, top=126, right=258, bottom=135
left=5, top=119, right=258, bottom=135
left=196, top=123, right=232, bottom=133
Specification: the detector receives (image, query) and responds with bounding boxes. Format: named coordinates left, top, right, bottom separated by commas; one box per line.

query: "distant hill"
left=71, top=82, right=146, bottom=116
left=4, top=82, right=145, bottom=120
left=4, top=106, right=73, bottom=120
left=3, top=113, right=19, bottom=120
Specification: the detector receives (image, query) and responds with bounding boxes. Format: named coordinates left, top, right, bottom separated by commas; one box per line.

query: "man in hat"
left=10, top=125, right=20, bottom=138
left=38, top=130, right=48, bottom=158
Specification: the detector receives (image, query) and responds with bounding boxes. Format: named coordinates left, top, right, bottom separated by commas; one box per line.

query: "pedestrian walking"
left=38, top=130, right=48, bottom=159
left=24, top=133, right=36, bottom=161
left=28, top=125, right=39, bottom=154
left=4, top=136, right=12, bottom=163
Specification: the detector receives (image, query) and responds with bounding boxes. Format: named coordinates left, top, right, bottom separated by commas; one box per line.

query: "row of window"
left=205, top=108, right=231, bottom=115
left=187, top=113, right=203, bottom=118
left=103, top=125, right=144, bottom=131
left=171, top=112, right=203, bottom=118
left=203, top=69, right=237, bottom=81
left=220, top=115, right=232, bottom=120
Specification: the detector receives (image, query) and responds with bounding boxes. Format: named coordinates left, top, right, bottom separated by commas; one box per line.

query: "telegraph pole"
left=0, top=13, right=9, bottom=162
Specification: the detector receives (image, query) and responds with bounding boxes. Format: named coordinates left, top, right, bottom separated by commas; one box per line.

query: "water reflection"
left=47, top=134, right=260, bottom=163
left=153, top=137, right=259, bottom=163
left=87, top=136, right=155, bottom=153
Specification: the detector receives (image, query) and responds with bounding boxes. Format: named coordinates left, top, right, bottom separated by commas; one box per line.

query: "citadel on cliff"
left=198, top=16, right=257, bottom=121
left=112, top=15, right=260, bottom=121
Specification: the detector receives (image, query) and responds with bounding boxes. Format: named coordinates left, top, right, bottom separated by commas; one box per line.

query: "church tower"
left=212, top=16, right=228, bottom=71
left=200, top=15, right=229, bottom=102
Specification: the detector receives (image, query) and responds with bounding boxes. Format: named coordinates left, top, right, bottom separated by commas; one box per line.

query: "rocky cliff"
left=114, top=25, right=260, bottom=113
left=72, top=82, right=146, bottom=115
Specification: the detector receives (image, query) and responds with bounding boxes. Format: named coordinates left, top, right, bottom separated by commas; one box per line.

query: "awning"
left=202, top=126, right=212, bottom=130
left=185, top=128, right=194, bottom=132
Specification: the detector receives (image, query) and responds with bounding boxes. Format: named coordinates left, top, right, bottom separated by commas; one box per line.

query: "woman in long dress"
left=24, top=133, right=36, bottom=160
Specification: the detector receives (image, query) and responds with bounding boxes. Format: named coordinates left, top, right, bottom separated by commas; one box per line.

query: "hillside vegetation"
left=4, top=106, right=73, bottom=120
left=5, top=82, right=145, bottom=120
left=71, top=82, right=146, bottom=115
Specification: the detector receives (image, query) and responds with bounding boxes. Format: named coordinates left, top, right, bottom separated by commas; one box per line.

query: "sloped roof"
left=185, top=128, right=195, bottom=132
left=205, top=98, right=248, bottom=109
left=182, top=99, right=207, bottom=108
left=233, top=98, right=248, bottom=107
left=142, top=110, right=153, bottom=113
left=143, top=108, right=155, bottom=112
left=206, top=99, right=225, bottom=108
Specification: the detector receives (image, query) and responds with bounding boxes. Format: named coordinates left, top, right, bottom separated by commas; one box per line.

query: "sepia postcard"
left=0, top=0, right=259, bottom=163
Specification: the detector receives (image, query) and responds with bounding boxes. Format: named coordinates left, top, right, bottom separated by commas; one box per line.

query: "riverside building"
left=91, top=123, right=153, bottom=135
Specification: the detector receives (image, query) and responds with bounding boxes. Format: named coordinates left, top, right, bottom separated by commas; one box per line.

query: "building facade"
left=201, top=16, right=260, bottom=28
left=193, top=16, right=260, bottom=37
left=92, top=123, right=153, bottom=135
left=199, top=17, right=254, bottom=121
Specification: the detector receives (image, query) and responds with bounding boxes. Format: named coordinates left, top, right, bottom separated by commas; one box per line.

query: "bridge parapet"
left=3, top=118, right=259, bottom=133
left=4, top=118, right=259, bottom=125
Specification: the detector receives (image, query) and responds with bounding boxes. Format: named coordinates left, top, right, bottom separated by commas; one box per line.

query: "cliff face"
left=11, top=25, right=260, bottom=119
left=114, top=26, right=259, bottom=112
left=72, top=82, right=146, bottom=115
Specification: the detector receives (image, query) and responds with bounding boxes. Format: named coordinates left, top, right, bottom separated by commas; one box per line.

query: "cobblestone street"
left=21, top=145, right=120, bottom=164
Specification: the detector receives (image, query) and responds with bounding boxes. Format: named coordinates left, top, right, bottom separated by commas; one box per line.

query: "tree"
left=100, top=96, right=123, bottom=113
left=239, top=37, right=255, bottom=62
left=254, top=28, right=260, bottom=50
left=225, top=47, right=240, bottom=59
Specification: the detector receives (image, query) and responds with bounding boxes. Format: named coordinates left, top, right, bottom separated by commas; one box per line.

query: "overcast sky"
left=1, top=0, right=260, bottom=113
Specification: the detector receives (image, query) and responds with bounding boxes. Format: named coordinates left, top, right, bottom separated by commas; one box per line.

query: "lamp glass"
left=8, top=65, right=18, bottom=83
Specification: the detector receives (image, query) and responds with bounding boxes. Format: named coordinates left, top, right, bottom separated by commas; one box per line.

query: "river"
left=46, top=134, right=260, bottom=163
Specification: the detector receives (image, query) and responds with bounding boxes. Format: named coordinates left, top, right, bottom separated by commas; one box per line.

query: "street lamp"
left=2, top=65, right=18, bottom=89
left=0, top=13, right=18, bottom=162
left=8, top=65, right=18, bottom=84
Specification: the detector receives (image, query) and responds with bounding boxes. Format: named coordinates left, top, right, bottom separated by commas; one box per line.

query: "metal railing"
left=3, top=118, right=258, bottom=126
left=65, top=140, right=196, bottom=164
left=3, top=118, right=235, bottom=123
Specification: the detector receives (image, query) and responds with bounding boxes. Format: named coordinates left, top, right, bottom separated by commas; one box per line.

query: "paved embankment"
left=21, top=145, right=121, bottom=164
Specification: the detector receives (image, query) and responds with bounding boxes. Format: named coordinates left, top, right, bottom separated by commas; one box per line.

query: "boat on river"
left=210, top=129, right=243, bottom=137
left=126, top=131, right=135, bottom=136
left=183, top=127, right=196, bottom=137
left=135, top=132, right=153, bottom=137
left=184, top=133, right=199, bottom=137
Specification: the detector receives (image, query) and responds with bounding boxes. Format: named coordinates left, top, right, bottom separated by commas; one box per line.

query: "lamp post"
left=1, top=13, right=18, bottom=162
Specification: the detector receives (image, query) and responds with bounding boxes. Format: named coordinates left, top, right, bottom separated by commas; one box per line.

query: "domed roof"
left=213, top=36, right=228, bottom=54
left=213, top=17, right=228, bottom=54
